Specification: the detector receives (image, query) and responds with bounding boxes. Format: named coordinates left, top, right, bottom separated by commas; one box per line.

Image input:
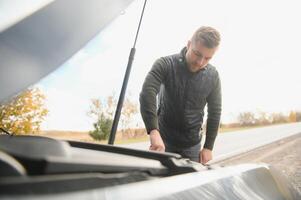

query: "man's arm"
left=201, top=72, right=222, bottom=163
left=139, top=58, right=167, bottom=151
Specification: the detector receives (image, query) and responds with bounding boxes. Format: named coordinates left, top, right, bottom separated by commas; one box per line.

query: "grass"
left=112, top=126, right=267, bottom=144
left=38, top=122, right=297, bottom=145
left=114, top=135, right=149, bottom=144
left=219, top=126, right=259, bottom=133
left=114, top=123, right=294, bottom=144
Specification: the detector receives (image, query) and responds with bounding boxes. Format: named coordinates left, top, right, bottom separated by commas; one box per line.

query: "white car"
left=0, top=1, right=300, bottom=199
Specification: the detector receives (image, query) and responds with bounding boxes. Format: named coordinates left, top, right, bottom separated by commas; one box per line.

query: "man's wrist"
left=202, top=148, right=212, bottom=152
left=149, top=129, right=159, bottom=136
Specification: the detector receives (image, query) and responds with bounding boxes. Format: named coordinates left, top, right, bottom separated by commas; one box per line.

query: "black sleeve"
left=204, top=72, right=222, bottom=150
left=139, top=58, right=167, bottom=134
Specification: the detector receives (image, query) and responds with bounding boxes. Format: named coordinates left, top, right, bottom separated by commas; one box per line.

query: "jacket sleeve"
left=139, top=58, right=167, bottom=134
left=204, top=72, right=222, bottom=150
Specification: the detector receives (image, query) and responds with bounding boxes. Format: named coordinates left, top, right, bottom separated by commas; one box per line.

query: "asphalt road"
left=218, top=132, right=301, bottom=193
left=118, top=122, right=301, bottom=163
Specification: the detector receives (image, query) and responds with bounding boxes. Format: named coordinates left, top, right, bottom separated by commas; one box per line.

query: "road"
left=218, top=132, right=301, bottom=193
left=118, top=122, right=301, bottom=163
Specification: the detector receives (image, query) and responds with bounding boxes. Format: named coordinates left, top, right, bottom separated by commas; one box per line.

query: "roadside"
left=39, top=123, right=297, bottom=144
left=217, top=132, right=301, bottom=193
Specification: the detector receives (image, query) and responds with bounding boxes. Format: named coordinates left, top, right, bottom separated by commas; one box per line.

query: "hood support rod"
left=108, top=0, right=148, bottom=145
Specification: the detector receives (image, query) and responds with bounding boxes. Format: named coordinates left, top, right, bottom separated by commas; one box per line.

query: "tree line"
left=1, top=87, right=300, bottom=140
left=0, top=88, right=138, bottom=140
left=222, top=110, right=301, bottom=128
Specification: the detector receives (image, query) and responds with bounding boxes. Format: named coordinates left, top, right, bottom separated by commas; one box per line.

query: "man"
left=139, top=26, right=221, bottom=164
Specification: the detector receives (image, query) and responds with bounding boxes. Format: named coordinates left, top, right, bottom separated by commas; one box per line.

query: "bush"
left=89, top=114, right=112, bottom=140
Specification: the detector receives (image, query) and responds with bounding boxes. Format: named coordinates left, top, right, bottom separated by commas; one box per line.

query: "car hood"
left=0, top=0, right=134, bottom=103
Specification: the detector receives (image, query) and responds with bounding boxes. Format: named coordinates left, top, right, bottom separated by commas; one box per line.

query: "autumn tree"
left=271, top=112, right=288, bottom=124
left=237, top=112, right=256, bottom=126
left=256, top=111, right=272, bottom=125
left=296, top=111, right=301, bottom=122
left=88, top=95, right=138, bottom=141
left=87, top=98, right=114, bottom=140
left=0, top=87, right=48, bottom=135
left=119, top=98, right=138, bottom=133
left=288, top=111, right=297, bottom=122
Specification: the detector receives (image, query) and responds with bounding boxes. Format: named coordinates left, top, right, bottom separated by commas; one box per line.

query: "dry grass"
left=37, top=129, right=148, bottom=144
left=219, top=126, right=257, bottom=133
left=37, top=124, right=288, bottom=144
left=38, top=130, right=93, bottom=142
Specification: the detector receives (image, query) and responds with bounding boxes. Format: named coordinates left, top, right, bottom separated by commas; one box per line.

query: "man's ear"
left=187, top=40, right=191, bottom=49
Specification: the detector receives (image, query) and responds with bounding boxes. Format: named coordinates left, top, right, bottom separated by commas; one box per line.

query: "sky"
left=36, top=0, right=301, bottom=131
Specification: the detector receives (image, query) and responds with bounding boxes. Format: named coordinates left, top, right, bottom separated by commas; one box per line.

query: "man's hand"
left=149, top=129, right=165, bottom=152
left=200, top=148, right=213, bottom=164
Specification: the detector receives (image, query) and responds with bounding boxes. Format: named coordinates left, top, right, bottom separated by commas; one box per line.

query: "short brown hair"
left=192, top=26, right=221, bottom=48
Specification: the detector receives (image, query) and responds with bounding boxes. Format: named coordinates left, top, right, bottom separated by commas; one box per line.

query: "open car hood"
left=0, top=0, right=134, bottom=103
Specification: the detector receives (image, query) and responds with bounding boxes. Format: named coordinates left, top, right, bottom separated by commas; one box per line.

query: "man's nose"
left=197, top=57, right=206, bottom=67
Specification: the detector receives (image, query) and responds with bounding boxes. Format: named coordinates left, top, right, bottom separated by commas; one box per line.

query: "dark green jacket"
left=140, top=48, right=221, bottom=150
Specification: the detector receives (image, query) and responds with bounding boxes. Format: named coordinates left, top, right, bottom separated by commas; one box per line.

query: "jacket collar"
left=178, top=47, right=207, bottom=73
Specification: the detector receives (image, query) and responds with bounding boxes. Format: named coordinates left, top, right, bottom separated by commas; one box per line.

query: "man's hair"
left=191, top=26, right=221, bottom=48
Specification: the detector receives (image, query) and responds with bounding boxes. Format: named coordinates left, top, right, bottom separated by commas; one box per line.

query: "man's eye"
left=194, top=52, right=202, bottom=57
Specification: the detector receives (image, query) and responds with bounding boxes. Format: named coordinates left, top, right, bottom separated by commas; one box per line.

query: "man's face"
left=185, top=40, right=218, bottom=73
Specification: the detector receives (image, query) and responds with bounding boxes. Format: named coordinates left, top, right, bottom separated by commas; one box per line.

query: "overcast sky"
left=37, top=0, right=301, bottom=131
